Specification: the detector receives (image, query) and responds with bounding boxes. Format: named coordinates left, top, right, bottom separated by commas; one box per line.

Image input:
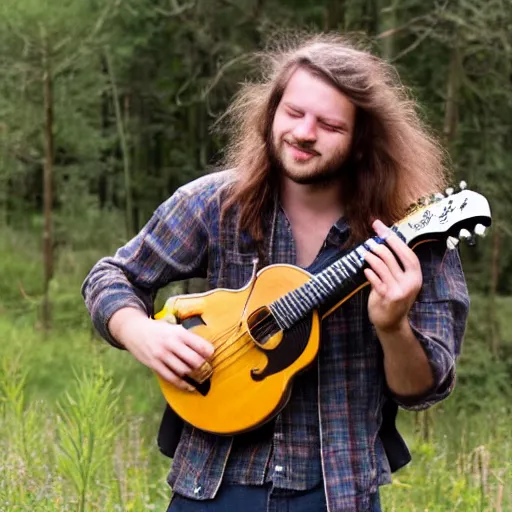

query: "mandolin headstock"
left=396, top=182, right=492, bottom=250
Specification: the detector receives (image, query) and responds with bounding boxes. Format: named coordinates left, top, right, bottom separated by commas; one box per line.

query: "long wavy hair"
left=220, top=34, right=449, bottom=248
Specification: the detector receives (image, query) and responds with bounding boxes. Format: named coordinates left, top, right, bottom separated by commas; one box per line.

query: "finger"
left=172, top=339, right=208, bottom=370
left=180, top=328, right=215, bottom=359
left=364, top=268, right=387, bottom=296
left=163, top=352, right=194, bottom=378
left=364, top=251, right=395, bottom=286
left=372, top=219, right=418, bottom=271
left=153, top=362, right=195, bottom=392
left=368, top=242, right=404, bottom=280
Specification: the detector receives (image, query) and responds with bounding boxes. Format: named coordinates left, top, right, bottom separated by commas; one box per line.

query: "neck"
left=279, top=176, right=343, bottom=217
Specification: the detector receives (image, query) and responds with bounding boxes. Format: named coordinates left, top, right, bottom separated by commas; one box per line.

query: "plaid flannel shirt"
left=82, top=170, right=470, bottom=512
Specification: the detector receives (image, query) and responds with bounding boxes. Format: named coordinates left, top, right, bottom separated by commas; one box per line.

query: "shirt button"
left=275, top=465, right=284, bottom=473
left=193, top=485, right=202, bottom=496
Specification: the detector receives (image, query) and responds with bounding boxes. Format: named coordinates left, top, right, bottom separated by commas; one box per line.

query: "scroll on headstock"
left=396, top=181, right=492, bottom=250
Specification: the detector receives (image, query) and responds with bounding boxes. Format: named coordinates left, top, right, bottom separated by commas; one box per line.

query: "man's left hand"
left=363, top=219, right=423, bottom=333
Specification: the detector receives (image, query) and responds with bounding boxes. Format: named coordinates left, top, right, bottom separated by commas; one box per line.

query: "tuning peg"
left=466, top=235, right=477, bottom=247
left=445, top=187, right=454, bottom=196
left=446, top=236, right=459, bottom=250
left=474, top=224, right=487, bottom=237
left=459, top=229, right=472, bottom=240
left=459, top=181, right=467, bottom=190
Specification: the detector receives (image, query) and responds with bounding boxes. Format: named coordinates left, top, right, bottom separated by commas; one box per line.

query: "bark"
left=443, top=45, right=460, bottom=143
left=381, top=0, right=399, bottom=61
left=105, top=50, right=133, bottom=237
left=42, top=32, right=54, bottom=331
left=489, top=225, right=501, bottom=356
left=324, top=0, right=345, bottom=31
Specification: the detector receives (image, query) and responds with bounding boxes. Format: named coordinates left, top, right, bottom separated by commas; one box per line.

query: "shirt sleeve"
left=390, top=241, right=470, bottom=410
left=81, top=188, right=209, bottom=348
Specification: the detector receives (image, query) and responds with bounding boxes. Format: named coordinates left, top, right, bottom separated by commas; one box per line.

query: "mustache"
left=284, top=138, right=320, bottom=156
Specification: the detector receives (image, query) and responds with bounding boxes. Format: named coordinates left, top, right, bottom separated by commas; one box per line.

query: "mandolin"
left=154, top=183, right=491, bottom=435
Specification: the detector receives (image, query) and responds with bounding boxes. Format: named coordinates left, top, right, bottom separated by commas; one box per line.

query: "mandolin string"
left=211, top=330, right=250, bottom=364
left=197, top=310, right=279, bottom=368
left=205, top=322, right=253, bottom=361
left=212, top=325, right=278, bottom=370
left=206, top=257, right=263, bottom=361
left=206, top=319, right=249, bottom=351
left=209, top=323, right=241, bottom=348
left=210, top=317, right=279, bottom=367
left=212, top=336, right=256, bottom=372
left=208, top=315, right=266, bottom=361
left=210, top=319, right=272, bottom=365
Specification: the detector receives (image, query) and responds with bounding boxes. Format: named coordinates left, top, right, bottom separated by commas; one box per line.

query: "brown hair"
left=219, top=33, right=449, bottom=247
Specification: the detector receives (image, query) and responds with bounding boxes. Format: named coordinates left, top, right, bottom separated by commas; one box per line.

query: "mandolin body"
left=155, top=264, right=320, bottom=435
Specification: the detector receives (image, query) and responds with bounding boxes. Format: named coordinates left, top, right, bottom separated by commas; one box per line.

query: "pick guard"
left=251, top=315, right=313, bottom=380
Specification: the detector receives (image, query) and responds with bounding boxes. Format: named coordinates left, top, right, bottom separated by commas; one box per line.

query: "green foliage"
left=453, top=294, right=512, bottom=411
left=0, top=316, right=510, bottom=511
left=56, top=368, right=122, bottom=512
left=0, top=348, right=170, bottom=511
left=381, top=431, right=511, bottom=511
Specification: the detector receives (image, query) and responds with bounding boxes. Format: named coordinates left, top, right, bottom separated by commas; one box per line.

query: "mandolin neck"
left=269, top=227, right=404, bottom=330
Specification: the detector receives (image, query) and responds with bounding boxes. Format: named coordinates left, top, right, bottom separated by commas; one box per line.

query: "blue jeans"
left=167, top=483, right=381, bottom=511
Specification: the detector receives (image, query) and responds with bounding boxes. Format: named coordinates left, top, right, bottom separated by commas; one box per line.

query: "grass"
left=0, top=323, right=171, bottom=511
left=1, top=320, right=510, bottom=511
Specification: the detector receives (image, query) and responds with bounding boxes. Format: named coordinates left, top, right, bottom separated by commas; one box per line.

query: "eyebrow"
left=283, top=102, right=350, bottom=130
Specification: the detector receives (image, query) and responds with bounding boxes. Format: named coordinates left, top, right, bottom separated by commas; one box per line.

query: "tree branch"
left=376, top=13, right=432, bottom=40
left=201, top=53, right=256, bottom=100
left=154, top=0, right=196, bottom=17
left=54, top=0, right=123, bottom=76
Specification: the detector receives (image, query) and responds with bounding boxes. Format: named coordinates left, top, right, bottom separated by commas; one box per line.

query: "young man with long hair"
left=82, top=35, right=469, bottom=512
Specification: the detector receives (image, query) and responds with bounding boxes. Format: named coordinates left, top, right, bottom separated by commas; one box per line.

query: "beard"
left=269, top=136, right=350, bottom=186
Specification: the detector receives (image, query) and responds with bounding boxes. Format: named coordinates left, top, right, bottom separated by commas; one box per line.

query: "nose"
left=292, top=114, right=317, bottom=143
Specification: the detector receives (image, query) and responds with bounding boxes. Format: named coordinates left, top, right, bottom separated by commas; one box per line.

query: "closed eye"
left=320, top=121, right=345, bottom=133
left=287, top=109, right=303, bottom=118
left=320, top=122, right=340, bottom=132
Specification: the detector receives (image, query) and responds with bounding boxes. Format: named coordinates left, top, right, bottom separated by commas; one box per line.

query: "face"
left=270, top=67, right=356, bottom=186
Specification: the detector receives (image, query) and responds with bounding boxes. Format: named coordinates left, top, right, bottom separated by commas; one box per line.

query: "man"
left=82, top=35, right=469, bottom=512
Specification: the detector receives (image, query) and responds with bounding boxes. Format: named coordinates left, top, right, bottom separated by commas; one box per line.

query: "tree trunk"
left=42, top=33, right=54, bottom=332
left=363, top=0, right=379, bottom=35
left=489, top=225, right=501, bottom=356
left=380, top=0, right=399, bottom=60
left=443, top=45, right=460, bottom=144
left=105, top=50, right=133, bottom=238
left=324, top=0, right=345, bottom=31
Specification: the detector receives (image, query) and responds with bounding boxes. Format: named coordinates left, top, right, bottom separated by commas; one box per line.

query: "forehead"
left=280, top=67, right=355, bottom=121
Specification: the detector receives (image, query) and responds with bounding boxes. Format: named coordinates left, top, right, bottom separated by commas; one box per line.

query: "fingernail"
left=187, top=385, right=195, bottom=392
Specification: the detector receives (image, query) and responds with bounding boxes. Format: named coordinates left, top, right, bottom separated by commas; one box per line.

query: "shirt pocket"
left=219, top=249, right=259, bottom=290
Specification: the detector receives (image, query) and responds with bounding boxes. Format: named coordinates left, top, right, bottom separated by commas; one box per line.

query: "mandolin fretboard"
left=269, top=235, right=390, bottom=330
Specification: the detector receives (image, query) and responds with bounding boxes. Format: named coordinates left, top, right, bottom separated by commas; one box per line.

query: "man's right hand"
left=108, top=307, right=214, bottom=391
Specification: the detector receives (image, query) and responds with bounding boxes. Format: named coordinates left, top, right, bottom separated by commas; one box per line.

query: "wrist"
left=375, top=315, right=411, bottom=337
left=109, top=307, right=149, bottom=349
